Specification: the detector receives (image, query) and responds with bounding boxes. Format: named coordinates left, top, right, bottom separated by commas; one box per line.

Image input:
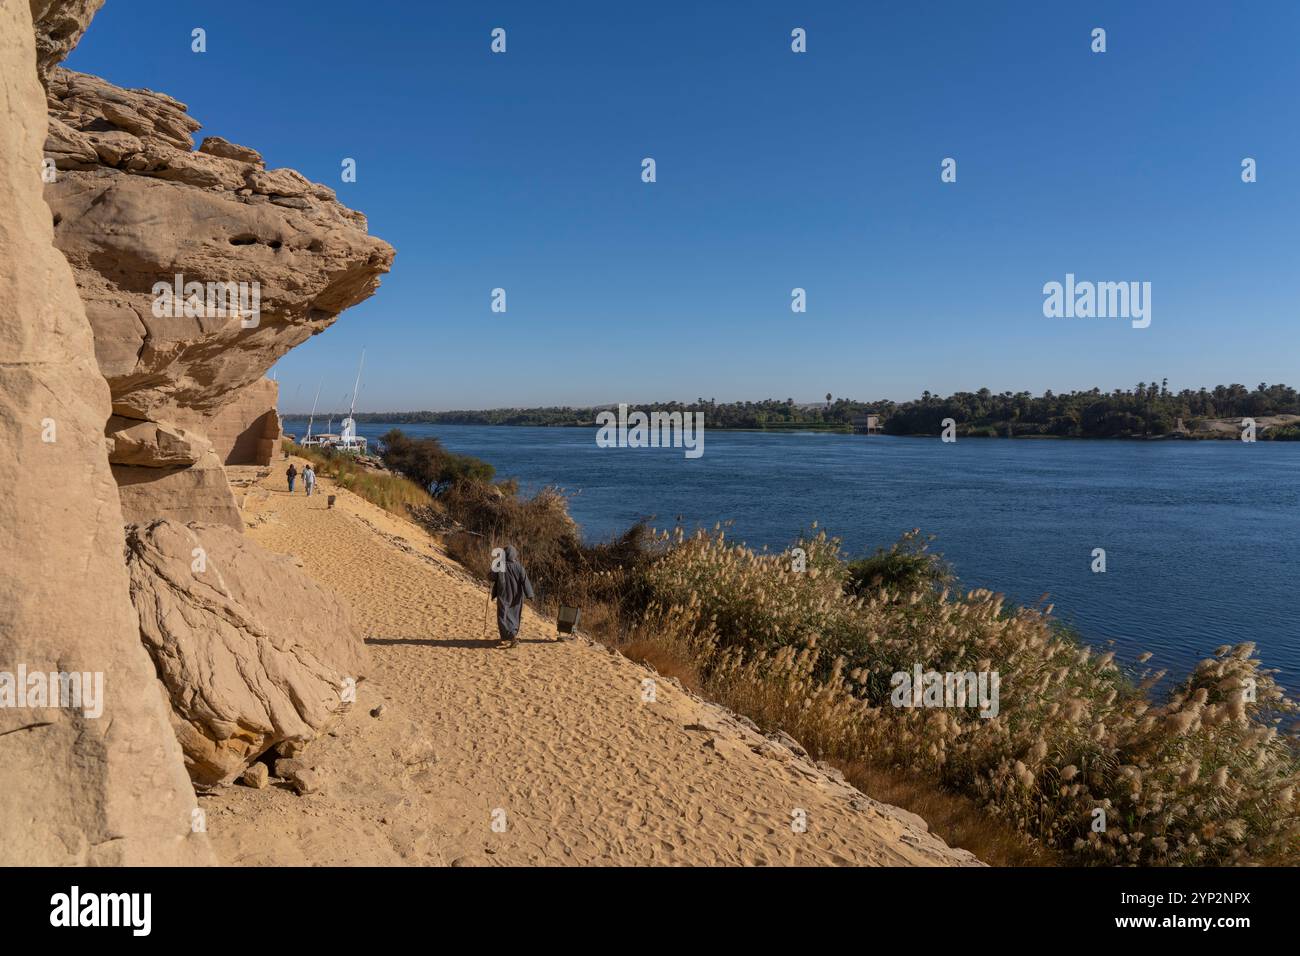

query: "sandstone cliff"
left=0, top=0, right=210, bottom=864
left=24, top=0, right=387, bottom=793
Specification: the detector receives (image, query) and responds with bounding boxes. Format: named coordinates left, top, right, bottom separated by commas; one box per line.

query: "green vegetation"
left=340, top=381, right=1300, bottom=439
left=846, top=530, right=953, bottom=598
left=378, top=428, right=494, bottom=494
left=878, top=381, right=1299, bottom=438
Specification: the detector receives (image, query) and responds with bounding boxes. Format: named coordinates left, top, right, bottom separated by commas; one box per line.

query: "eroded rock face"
left=175, top=377, right=283, bottom=467
left=41, top=51, right=391, bottom=523
left=44, top=69, right=393, bottom=427
left=106, top=415, right=208, bottom=467
left=115, top=449, right=244, bottom=529
left=0, top=0, right=210, bottom=864
left=29, top=0, right=102, bottom=82
left=126, top=520, right=370, bottom=786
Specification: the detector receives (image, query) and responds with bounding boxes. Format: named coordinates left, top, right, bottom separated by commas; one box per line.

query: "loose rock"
left=241, top=764, right=270, bottom=789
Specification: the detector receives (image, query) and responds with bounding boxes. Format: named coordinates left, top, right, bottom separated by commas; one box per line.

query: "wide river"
left=283, top=420, right=1298, bottom=692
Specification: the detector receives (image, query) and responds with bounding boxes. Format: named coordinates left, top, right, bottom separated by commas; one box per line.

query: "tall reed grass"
left=638, top=527, right=1300, bottom=865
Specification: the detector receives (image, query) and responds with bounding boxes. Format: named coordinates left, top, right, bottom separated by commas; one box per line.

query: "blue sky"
left=68, top=1, right=1299, bottom=412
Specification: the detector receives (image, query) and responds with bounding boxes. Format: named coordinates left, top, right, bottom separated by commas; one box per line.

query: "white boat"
left=302, top=351, right=368, bottom=454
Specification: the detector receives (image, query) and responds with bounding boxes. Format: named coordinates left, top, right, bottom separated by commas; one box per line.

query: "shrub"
left=846, top=529, right=953, bottom=598
left=439, top=480, right=658, bottom=616
left=376, top=430, right=657, bottom=622
left=378, top=428, right=495, bottom=493
left=437, top=452, right=495, bottom=489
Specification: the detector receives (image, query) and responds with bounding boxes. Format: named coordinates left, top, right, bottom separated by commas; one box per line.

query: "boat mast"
left=349, top=349, right=365, bottom=422
left=331, top=390, right=348, bottom=436
left=305, top=380, right=321, bottom=440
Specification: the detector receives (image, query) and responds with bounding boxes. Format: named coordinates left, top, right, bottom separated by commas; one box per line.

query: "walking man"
left=490, top=545, right=534, bottom=649
left=303, top=463, right=316, bottom=497
left=286, top=462, right=297, bottom=493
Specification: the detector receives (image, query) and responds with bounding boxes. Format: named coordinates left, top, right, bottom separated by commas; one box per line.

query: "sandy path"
left=204, top=461, right=979, bottom=866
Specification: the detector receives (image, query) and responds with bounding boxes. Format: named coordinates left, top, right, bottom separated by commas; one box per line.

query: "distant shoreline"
left=279, top=385, right=1300, bottom=442
left=280, top=416, right=1300, bottom=442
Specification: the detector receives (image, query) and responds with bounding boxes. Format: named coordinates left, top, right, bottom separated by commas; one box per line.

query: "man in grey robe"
left=490, top=545, right=534, bottom=648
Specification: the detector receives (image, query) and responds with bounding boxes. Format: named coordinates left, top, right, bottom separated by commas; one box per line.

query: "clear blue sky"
left=68, top=1, right=1299, bottom=412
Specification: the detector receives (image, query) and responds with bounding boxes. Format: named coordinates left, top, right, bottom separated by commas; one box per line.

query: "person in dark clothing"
left=490, top=545, right=534, bottom=648
left=286, top=463, right=297, bottom=493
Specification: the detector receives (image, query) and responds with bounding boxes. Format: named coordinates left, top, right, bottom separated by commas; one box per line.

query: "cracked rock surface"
left=127, top=520, right=370, bottom=786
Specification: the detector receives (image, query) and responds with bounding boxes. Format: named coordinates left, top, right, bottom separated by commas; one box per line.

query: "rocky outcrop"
left=115, top=449, right=244, bottom=529
left=106, top=415, right=206, bottom=467
left=0, top=0, right=209, bottom=864
left=126, top=520, right=370, bottom=786
left=27, top=0, right=381, bottom=792
left=44, top=69, right=392, bottom=421
left=42, top=53, right=392, bottom=515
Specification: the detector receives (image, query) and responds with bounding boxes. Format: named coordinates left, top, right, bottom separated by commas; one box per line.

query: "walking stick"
left=484, top=588, right=493, bottom=642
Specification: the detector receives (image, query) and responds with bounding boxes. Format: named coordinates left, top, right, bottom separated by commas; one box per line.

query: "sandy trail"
left=204, top=461, right=979, bottom=866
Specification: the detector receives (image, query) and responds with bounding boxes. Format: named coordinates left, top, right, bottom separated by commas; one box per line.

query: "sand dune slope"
left=204, top=463, right=980, bottom=866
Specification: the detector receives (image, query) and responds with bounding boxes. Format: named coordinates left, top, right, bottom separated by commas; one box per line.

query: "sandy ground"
left=203, top=459, right=979, bottom=866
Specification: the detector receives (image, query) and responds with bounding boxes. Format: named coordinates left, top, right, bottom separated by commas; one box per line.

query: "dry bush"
left=439, top=482, right=580, bottom=597
left=440, top=481, right=659, bottom=617
left=835, top=758, right=1055, bottom=866
left=444, top=530, right=491, bottom=580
